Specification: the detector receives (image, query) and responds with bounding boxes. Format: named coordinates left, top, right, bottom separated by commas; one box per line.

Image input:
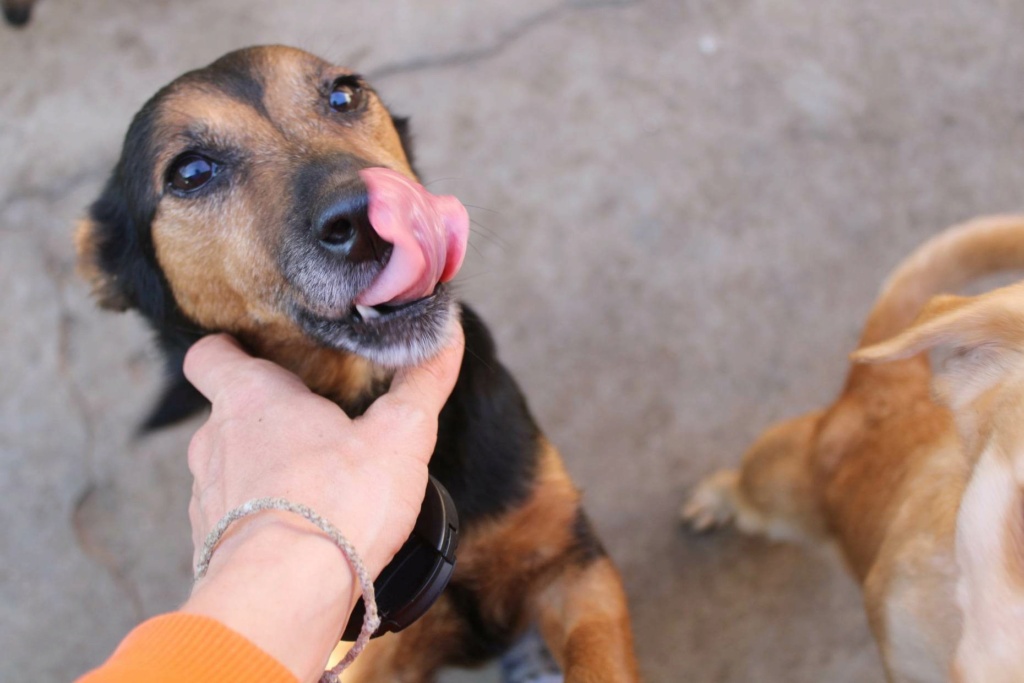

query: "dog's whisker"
left=462, top=203, right=502, bottom=216
left=461, top=342, right=495, bottom=374
left=468, top=227, right=503, bottom=244
left=422, top=176, right=463, bottom=188
left=464, top=241, right=488, bottom=259
left=468, top=219, right=500, bottom=235
left=468, top=224, right=509, bottom=251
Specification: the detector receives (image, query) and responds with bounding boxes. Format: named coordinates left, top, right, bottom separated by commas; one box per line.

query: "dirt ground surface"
left=4, top=1, right=1024, bottom=681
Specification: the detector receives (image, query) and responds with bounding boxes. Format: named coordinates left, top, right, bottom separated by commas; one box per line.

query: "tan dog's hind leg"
left=536, top=557, right=641, bottom=683
left=863, top=545, right=961, bottom=683
left=953, top=446, right=1024, bottom=683
left=682, top=411, right=826, bottom=543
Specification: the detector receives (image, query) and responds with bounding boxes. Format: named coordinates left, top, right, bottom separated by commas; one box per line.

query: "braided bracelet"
left=194, top=497, right=381, bottom=683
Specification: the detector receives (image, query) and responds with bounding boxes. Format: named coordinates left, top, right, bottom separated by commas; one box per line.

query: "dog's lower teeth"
left=355, top=304, right=381, bottom=320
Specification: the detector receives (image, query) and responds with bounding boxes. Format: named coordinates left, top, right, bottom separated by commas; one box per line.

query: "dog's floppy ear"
left=78, top=170, right=174, bottom=321
left=79, top=167, right=210, bottom=432
left=75, top=217, right=131, bottom=311
left=854, top=284, right=1024, bottom=409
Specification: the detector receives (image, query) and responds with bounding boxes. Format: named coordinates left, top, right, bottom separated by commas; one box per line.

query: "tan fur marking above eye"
left=151, top=94, right=276, bottom=188
left=257, top=51, right=415, bottom=176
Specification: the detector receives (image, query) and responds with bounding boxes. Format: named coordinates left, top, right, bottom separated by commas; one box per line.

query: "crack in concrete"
left=42, top=247, right=146, bottom=623
left=368, top=0, right=640, bottom=81
left=71, top=483, right=146, bottom=622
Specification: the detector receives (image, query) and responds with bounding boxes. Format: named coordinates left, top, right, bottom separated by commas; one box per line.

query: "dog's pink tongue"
left=356, top=168, right=469, bottom=307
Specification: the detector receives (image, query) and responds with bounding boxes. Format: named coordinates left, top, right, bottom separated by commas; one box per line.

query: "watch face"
left=341, top=476, right=459, bottom=641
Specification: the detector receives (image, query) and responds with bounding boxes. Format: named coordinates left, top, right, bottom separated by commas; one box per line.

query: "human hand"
left=179, top=326, right=463, bottom=682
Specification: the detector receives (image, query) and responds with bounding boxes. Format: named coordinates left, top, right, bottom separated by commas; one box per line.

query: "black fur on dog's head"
left=76, top=46, right=457, bottom=430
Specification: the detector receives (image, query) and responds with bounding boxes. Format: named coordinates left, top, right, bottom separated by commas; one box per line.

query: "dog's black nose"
left=3, top=3, right=31, bottom=26
left=313, top=191, right=390, bottom=263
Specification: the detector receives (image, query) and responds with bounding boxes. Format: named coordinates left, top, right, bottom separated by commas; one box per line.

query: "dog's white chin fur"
left=350, top=305, right=460, bottom=369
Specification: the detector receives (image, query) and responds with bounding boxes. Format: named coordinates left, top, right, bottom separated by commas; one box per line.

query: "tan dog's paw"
left=681, top=470, right=740, bottom=533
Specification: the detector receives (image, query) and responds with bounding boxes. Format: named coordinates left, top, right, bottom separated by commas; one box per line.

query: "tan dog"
left=682, top=216, right=1024, bottom=682
left=857, top=281, right=1024, bottom=682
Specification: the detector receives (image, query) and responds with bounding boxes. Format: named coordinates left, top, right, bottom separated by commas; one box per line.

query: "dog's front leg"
left=536, top=555, right=641, bottom=682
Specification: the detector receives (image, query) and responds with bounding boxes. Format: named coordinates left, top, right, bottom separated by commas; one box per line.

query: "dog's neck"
left=244, top=334, right=392, bottom=414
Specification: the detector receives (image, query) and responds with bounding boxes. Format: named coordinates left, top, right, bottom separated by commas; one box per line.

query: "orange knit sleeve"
left=76, top=613, right=299, bottom=683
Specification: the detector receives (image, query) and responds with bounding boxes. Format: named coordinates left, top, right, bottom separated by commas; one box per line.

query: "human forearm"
left=181, top=512, right=357, bottom=683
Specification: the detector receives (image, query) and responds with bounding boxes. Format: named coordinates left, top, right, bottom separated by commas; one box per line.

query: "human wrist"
left=183, top=512, right=359, bottom=682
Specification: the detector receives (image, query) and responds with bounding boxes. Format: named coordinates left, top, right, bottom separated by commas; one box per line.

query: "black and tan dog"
left=76, top=45, right=639, bottom=681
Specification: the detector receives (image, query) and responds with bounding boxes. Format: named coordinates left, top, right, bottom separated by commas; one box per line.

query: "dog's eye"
left=167, top=154, right=219, bottom=193
left=329, top=77, right=363, bottom=113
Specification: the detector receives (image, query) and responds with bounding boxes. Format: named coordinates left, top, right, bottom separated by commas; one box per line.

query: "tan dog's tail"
left=859, top=215, right=1024, bottom=348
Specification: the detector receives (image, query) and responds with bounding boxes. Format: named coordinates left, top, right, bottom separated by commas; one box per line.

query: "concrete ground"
left=3, top=0, right=1024, bottom=680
